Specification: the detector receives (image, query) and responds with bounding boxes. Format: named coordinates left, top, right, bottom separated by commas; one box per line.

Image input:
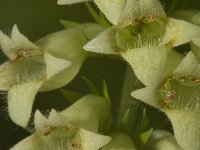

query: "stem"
left=167, top=0, right=177, bottom=16
left=114, top=65, right=140, bottom=131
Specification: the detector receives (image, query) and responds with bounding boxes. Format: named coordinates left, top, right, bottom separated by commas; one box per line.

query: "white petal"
left=120, top=0, right=166, bottom=25
left=8, top=80, right=43, bottom=127
left=57, top=0, right=90, bottom=5
left=48, top=109, right=74, bottom=130
left=72, top=128, right=111, bottom=150
left=162, top=18, right=200, bottom=47
left=121, top=47, right=183, bottom=88
left=0, top=31, right=17, bottom=60
left=37, top=24, right=97, bottom=91
left=44, top=52, right=72, bottom=79
left=41, top=60, right=83, bottom=91
left=165, top=110, right=200, bottom=150
left=94, top=0, right=126, bottom=25
left=11, top=25, right=39, bottom=50
left=84, top=27, right=118, bottom=55
left=61, top=95, right=110, bottom=132
left=191, top=38, right=200, bottom=62
left=131, top=87, right=161, bottom=109
left=34, top=110, right=49, bottom=132
left=144, top=130, right=182, bottom=150
left=173, top=51, right=200, bottom=85
left=0, top=61, right=13, bottom=90
left=10, top=134, right=42, bottom=150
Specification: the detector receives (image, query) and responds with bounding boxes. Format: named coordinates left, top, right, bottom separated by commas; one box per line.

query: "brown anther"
left=164, top=91, right=176, bottom=103
left=69, top=143, right=81, bottom=149
left=9, top=53, right=18, bottom=60
left=41, top=127, right=55, bottom=136
left=131, top=17, right=139, bottom=25
left=18, top=50, right=30, bottom=58
left=143, top=15, right=155, bottom=23
left=194, top=79, right=200, bottom=83
left=179, top=77, right=186, bottom=82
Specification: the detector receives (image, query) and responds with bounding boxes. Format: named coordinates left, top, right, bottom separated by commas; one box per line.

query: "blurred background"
left=0, top=0, right=200, bottom=149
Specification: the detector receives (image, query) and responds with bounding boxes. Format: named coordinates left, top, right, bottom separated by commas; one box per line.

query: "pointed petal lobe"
left=44, top=52, right=72, bottom=79
left=8, top=80, right=43, bottom=127
left=84, top=27, right=118, bottom=54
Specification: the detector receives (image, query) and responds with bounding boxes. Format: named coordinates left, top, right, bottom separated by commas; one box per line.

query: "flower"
left=0, top=23, right=104, bottom=127
left=131, top=49, right=200, bottom=149
left=58, top=0, right=200, bottom=149
left=58, top=0, right=200, bottom=89
left=10, top=95, right=112, bottom=150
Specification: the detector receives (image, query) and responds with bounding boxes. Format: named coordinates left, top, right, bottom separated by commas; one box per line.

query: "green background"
left=0, top=0, right=200, bottom=149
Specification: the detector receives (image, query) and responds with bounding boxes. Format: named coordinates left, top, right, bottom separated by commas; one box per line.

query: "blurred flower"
left=143, top=130, right=182, bottom=150
left=11, top=95, right=111, bottom=150
left=102, top=133, right=136, bottom=150
left=0, top=23, right=104, bottom=127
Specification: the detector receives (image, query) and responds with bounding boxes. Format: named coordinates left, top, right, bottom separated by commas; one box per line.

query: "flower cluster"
left=58, top=0, right=200, bottom=150
left=1, top=0, right=200, bottom=149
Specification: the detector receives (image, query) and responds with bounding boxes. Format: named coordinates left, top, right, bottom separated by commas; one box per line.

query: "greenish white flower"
left=132, top=49, right=200, bottom=150
left=0, top=23, right=104, bottom=127
left=11, top=95, right=111, bottom=150
left=58, top=1, right=200, bottom=149
left=58, top=0, right=200, bottom=89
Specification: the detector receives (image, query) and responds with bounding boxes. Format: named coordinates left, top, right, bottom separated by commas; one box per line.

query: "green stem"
left=167, top=0, right=177, bottom=16
left=114, top=65, right=140, bottom=131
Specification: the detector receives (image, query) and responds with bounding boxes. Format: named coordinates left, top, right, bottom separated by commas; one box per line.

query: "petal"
left=165, top=110, right=200, bottom=150
left=36, top=23, right=99, bottom=61
left=48, top=109, right=75, bottom=131
left=83, top=27, right=118, bottom=55
left=0, top=25, right=41, bottom=60
left=11, top=25, right=39, bottom=50
left=120, top=0, right=166, bottom=25
left=44, top=52, right=72, bottom=80
left=10, top=134, right=42, bottom=150
left=131, top=87, right=161, bottom=109
left=121, top=47, right=183, bottom=88
left=60, top=19, right=80, bottom=28
left=60, top=95, right=111, bottom=132
left=0, top=61, right=13, bottom=90
left=81, top=23, right=105, bottom=40
left=191, top=38, right=200, bottom=62
left=37, top=24, right=101, bottom=91
left=173, top=51, right=200, bottom=86
left=144, top=130, right=182, bottom=150
left=71, top=128, right=111, bottom=150
left=94, top=0, right=126, bottom=25
left=41, top=59, right=83, bottom=91
left=162, top=18, right=200, bottom=47
left=8, top=80, right=43, bottom=127
left=102, top=133, right=136, bottom=150
left=0, top=31, right=17, bottom=60
left=36, top=23, right=103, bottom=60
left=34, top=110, right=49, bottom=132
left=57, top=0, right=91, bottom=5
